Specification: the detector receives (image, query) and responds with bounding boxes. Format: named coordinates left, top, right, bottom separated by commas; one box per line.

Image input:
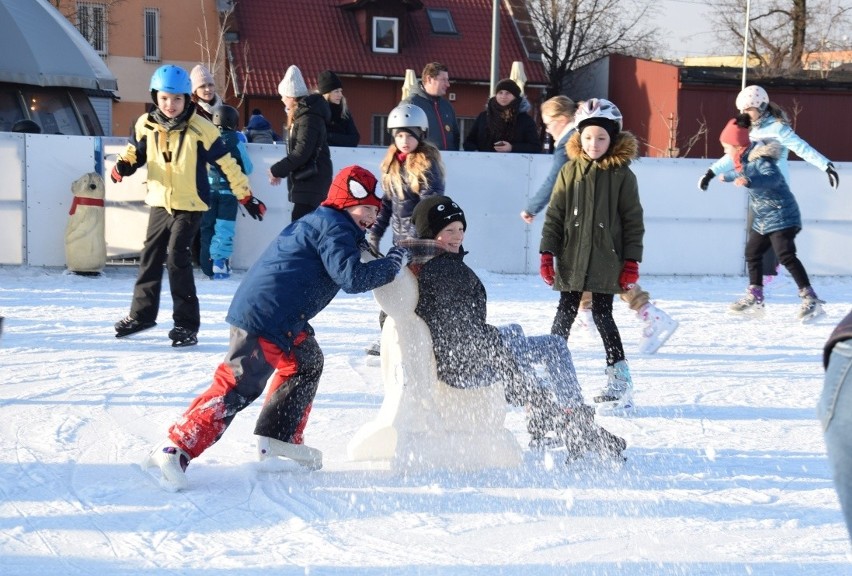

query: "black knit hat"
left=578, top=117, right=620, bottom=141
left=412, top=196, right=467, bottom=239
left=317, top=70, right=343, bottom=94
left=494, top=78, right=521, bottom=99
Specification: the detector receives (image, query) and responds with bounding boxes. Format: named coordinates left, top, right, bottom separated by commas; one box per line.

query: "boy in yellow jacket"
left=112, top=65, right=266, bottom=347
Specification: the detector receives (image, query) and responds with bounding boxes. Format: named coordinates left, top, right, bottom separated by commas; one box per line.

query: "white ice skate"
left=256, top=435, right=323, bottom=470
left=797, top=289, right=826, bottom=324
left=637, top=303, right=679, bottom=354
left=728, top=286, right=765, bottom=318
left=594, top=360, right=634, bottom=415
left=141, top=440, right=191, bottom=492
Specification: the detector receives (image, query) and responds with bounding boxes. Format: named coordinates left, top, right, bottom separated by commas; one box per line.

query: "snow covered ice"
left=1, top=265, right=851, bottom=575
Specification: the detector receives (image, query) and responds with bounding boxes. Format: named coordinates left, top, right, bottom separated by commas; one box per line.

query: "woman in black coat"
left=463, top=78, right=540, bottom=154
left=317, top=70, right=360, bottom=147
left=269, top=65, right=333, bottom=221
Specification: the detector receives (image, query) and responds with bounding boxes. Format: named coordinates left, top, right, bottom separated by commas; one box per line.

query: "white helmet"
left=387, top=103, right=429, bottom=138
left=736, top=85, right=769, bottom=113
left=575, top=98, right=623, bottom=132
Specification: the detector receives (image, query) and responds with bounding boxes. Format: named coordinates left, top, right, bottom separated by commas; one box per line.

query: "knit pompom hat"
left=719, top=113, right=752, bottom=147
left=190, top=65, right=214, bottom=92
left=321, top=166, right=382, bottom=211
left=494, top=78, right=521, bottom=99
left=412, top=196, right=467, bottom=239
left=278, top=65, right=309, bottom=98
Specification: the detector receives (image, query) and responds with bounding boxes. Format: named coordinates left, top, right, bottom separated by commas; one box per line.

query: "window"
left=427, top=8, right=457, bottom=35
left=373, top=17, right=398, bottom=53
left=77, top=3, right=107, bottom=55
left=144, top=8, right=160, bottom=62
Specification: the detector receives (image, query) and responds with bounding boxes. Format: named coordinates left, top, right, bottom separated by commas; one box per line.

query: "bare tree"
left=525, top=0, right=661, bottom=96
left=712, top=0, right=852, bottom=74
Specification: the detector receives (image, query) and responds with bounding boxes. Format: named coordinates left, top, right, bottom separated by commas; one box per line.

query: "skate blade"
left=800, top=306, right=826, bottom=324
left=137, top=453, right=186, bottom=492
left=257, top=436, right=323, bottom=470
left=593, top=393, right=634, bottom=416
left=639, top=320, right=679, bottom=354
left=727, top=307, right=765, bottom=319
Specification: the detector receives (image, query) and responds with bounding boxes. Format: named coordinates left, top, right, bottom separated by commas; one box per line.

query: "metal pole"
left=490, top=0, right=500, bottom=95
left=741, top=0, right=751, bottom=89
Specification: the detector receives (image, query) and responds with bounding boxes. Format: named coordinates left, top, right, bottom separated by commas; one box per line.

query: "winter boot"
left=728, top=285, right=765, bottom=317
left=212, top=258, right=231, bottom=280
left=558, top=405, right=627, bottom=462
left=797, top=286, right=826, bottom=324
left=595, top=360, right=634, bottom=406
left=168, top=326, right=198, bottom=348
left=141, top=440, right=191, bottom=492
left=257, top=435, right=323, bottom=470
left=115, top=315, right=156, bottom=338
left=365, top=338, right=381, bottom=356
left=637, top=303, right=679, bottom=354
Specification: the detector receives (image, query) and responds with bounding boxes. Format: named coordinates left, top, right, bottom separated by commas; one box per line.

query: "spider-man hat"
left=321, top=165, right=382, bottom=210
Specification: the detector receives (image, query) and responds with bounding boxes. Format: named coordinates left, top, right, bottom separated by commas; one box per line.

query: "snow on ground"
left=1, top=265, right=851, bottom=575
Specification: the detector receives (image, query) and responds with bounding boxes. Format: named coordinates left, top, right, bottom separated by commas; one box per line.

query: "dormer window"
left=373, top=17, right=398, bottom=53
left=427, top=8, right=457, bottom=35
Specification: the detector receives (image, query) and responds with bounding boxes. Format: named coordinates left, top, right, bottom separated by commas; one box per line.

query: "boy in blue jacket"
left=143, top=165, right=410, bottom=491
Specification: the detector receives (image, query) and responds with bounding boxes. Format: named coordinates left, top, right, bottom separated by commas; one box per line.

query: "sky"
left=651, top=0, right=721, bottom=59
left=1, top=265, right=851, bottom=574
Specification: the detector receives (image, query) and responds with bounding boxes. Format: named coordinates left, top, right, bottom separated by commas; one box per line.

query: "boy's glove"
left=619, top=260, right=639, bottom=291
left=385, top=246, right=410, bottom=272
left=698, top=169, right=714, bottom=191
left=241, top=195, right=267, bottom=221
left=826, top=163, right=839, bottom=189
left=110, top=160, right=132, bottom=183
left=539, top=253, right=555, bottom=286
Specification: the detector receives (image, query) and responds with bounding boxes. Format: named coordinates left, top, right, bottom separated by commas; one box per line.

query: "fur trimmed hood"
left=566, top=130, right=639, bottom=169
left=747, top=140, right=783, bottom=163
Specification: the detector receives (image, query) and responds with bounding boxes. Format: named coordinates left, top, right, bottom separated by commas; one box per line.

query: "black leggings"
left=745, top=227, right=810, bottom=289
left=551, top=291, right=625, bottom=366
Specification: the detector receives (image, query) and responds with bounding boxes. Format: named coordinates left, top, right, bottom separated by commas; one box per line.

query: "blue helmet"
left=149, top=65, right=192, bottom=95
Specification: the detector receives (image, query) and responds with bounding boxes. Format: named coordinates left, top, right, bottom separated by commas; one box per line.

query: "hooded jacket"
left=402, top=82, right=460, bottom=151
left=721, top=140, right=802, bottom=235
left=540, top=131, right=644, bottom=294
left=244, top=113, right=279, bottom=144
left=270, top=93, right=333, bottom=208
left=118, top=107, right=251, bottom=212
left=225, top=206, right=401, bottom=352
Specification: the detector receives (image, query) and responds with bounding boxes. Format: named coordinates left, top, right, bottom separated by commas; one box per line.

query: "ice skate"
left=365, top=338, right=381, bottom=356
left=212, top=258, right=231, bottom=280
left=256, top=435, right=323, bottom=470
left=115, top=316, right=156, bottom=338
left=797, top=286, right=826, bottom=324
left=168, top=326, right=198, bottom=348
left=637, top=303, right=679, bottom=354
left=141, top=441, right=191, bottom=492
left=728, top=285, right=765, bottom=318
left=558, top=405, right=627, bottom=462
left=594, top=360, right=634, bottom=413
left=573, top=307, right=597, bottom=338
left=526, top=401, right=562, bottom=450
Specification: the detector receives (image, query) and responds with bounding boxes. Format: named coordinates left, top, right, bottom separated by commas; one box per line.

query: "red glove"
left=619, top=260, right=639, bottom=291
left=540, top=253, right=555, bottom=286
left=240, top=195, right=267, bottom=221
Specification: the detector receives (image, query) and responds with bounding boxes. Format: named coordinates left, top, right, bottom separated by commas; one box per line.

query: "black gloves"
left=241, top=195, right=267, bottom=221
left=827, top=163, right=839, bottom=189
left=110, top=160, right=133, bottom=183
left=698, top=169, right=715, bottom=191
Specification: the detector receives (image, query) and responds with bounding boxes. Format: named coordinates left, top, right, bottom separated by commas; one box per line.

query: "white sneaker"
left=141, top=441, right=191, bottom=492
left=638, top=304, right=679, bottom=354
left=256, top=435, right=323, bottom=470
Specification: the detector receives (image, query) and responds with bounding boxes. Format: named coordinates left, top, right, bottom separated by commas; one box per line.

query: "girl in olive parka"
left=539, top=99, right=644, bottom=409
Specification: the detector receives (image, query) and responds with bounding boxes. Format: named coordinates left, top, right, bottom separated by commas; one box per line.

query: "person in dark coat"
left=269, top=65, right=333, bottom=221
left=464, top=78, right=540, bottom=154
left=402, top=62, right=460, bottom=151
left=401, top=196, right=625, bottom=459
left=317, top=70, right=360, bottom=147
left=142, top=166, right=412, bottom=491
left=540, top=98, right=643, bottom=411
left=243, top=109, right=280, bottom=144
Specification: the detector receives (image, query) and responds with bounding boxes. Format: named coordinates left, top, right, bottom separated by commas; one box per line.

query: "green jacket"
left=540, top=131, right=644, bottom=294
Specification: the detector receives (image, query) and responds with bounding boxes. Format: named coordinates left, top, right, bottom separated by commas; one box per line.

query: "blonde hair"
left=541, top=95, right=577, bottom=121
left=322, top=91, right=350, bottom=120
left=380, top=139, right=445, bottom=199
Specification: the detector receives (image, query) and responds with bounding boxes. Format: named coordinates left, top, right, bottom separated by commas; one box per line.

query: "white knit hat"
left=190, top=65, right=215, bottom=92
left=278, top=65, right=309, bottom=98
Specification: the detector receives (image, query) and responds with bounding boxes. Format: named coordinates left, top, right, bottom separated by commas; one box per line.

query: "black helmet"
left=212, top=105, right=239, bottom=131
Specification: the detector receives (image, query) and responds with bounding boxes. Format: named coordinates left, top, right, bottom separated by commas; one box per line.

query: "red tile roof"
left=231, top=0, right=547, bottom=96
